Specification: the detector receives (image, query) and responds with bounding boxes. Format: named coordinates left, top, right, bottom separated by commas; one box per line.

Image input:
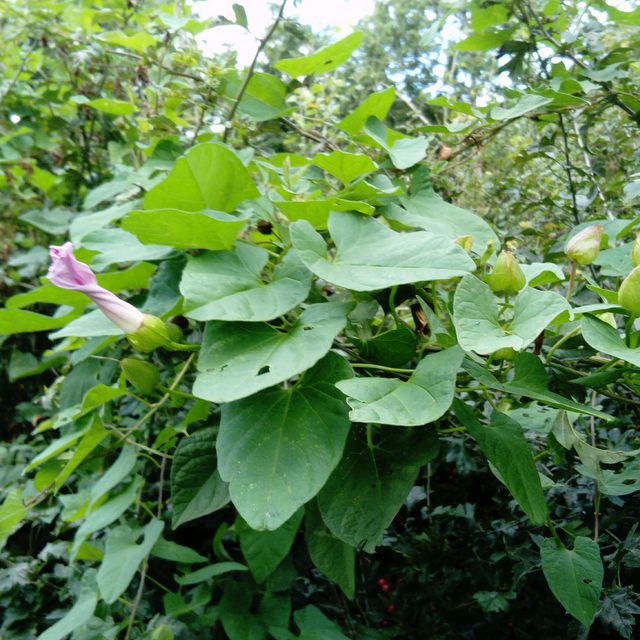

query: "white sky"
left=193, top=0, right=375, bottom=65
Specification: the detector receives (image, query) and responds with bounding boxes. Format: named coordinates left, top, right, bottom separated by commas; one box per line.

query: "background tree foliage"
left=1, top=0, right=640, bottom=638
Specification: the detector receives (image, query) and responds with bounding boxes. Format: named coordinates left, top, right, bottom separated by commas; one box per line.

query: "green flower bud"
left=150, top=624, right=174, bottom=640
left=126, top=314, right=172, bottom=353
left=121, top=357, right=160, bottom=395
left=493, top=347, right=516, bottom=361
left=167, top=321, right=184, bottom=343
left=631, top=234, right=640, bottom=267
left=487, top=250, right=526, bottom=294
left=565, top=224, right=603, bottom=265
left=455, top=235, right=474, bottom=253
left=618, top=266, right=640, bottom=316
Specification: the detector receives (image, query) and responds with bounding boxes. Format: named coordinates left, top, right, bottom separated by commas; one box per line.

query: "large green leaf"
left=170, top=428, right=229, bottom=529
left=121, top=209, right=246, bottom=250
left=337, top=86, right=396, bottom=134
left=180, top=244, right=311, bottom=322
left=490, top=93, right=553, bottom=120
left=275, top=32, right=363, bottom=76
left=291, top=212, right=475, bottom=292
left=193, top=302, right=350, bottom=403
left=0, top=489, right=26, bottom=551
left=222, top=70, right=290, bottom=121
left=383, top=188, right=499, bottom=256
left=541, top=536, right=603, bottom=628
left=453, top=276, right=569, bottom=354
left=275, top=198, right=374, bottom=229
left=336, top=346, right=463, bottom=425
left=36, top=571, right=98, bottom=640
left=317, top=426, right=439, bottom=551
left=216, top=353, right=352, bottom=530
left=581, top=314, right=640, bottom=367
left=97, top=519, right=164, bottom=604
left=143, top=143, right=259, bottom=213
left=313, top=150, right=377, bottom=184
left=305, top=501, right=355, bottom=599
left=363, top=117, right=428, bottom=169
left=81, top=228, right=172, bottom=270
left=294, top=605, right=350, bottom=640
left=237, top=509, right=303, bottom=583
left=452, top=401, right=548, bottom=524
left=0, top=308, right=82, bottom=335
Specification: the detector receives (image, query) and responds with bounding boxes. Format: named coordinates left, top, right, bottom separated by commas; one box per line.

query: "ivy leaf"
left=305, top=501, right=355, bottom=599
left=143, top=143, right=259, bottom=213
left=180, top=244, right=311, bottom=322
left=541, top=536, right=603, bottom=628
left=336, top=346, right=463, bottom=425
left=363, top=117, right=428, bottom=169
left=317, top=425, right=439, bottom=552
left=275, top=32, right=363, bottom=76
left=489, top=93, right=553, bottom=120
left=237, top=509, right=303, bottom=583
left=452, top=401, right=548, bottom=524
left=0, top=489, right=26, bottom=551
left=453, top=276, right=569, bottom=354
left=581, top=315, right=640, bottom=367
left=193, top=302, right=350, bottom=403
left=97, top=519, right=164, bottom=604
left=313, top=150, right=377, bottom=184
left=383, top=188, right=499, bottom=256
left=294, top=605, right=350, bottom=639
left=217, top=353, right=352, bottom=530
left=291, top=212, right=475, bottom=292
left=337, top=86, right=396, bottom=135
left=121, top=209, right=247, bottom=250
left=170, top=428, right=229, bottom=529
left=36, top=570, right=98, bottom=640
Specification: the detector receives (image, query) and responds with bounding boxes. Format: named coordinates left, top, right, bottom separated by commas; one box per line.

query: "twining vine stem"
left=223, top=0, right=288, bottom=142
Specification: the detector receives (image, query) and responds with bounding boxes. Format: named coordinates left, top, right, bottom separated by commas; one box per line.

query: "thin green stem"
left=351, top=363, right=414, bottom=374
left=566, top=260, right=577, bottom=299
left=545, top=325, right=581, bottom=363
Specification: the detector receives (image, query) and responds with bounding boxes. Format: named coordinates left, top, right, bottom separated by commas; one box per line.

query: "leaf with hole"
left=541, top=536, right=603, bottom=628
left=193, top=302, right=350, bottom=403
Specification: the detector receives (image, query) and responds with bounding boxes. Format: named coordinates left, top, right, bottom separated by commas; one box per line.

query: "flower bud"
left=487, top=250, right=526, bottom=294
left=618, top=266, right=640, bottom=316
left=150, top=625, right=174, bottom=640
left=455, top=235, right=474, bottom=253
left=493, top=347, right=516, bottom=361
left=565, top=224, right=603, bottom=265
left=126, top=314, right=173, bottom=353
left=121, top=358, right=160, bottom=395
left=631, top=234, right=640, bottom=267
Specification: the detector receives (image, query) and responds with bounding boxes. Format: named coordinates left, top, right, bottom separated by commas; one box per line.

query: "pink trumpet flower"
left=48, top=242, right=171, bottom=352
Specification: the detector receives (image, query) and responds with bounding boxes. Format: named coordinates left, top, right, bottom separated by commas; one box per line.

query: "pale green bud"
left=126, top=314, right=172, bottom=353
left=488, top=250, right=526, bottom=294
left=631, top=234, right=640, bottom=267
left=493, top=347, right=516, bottom=361
left=618, top=266, right=640, bottom=316
left=455, top=235, right=474, bottom=253
left=150, top=624, right=174, bottom=640
left=565, top=224, right=603, bottom=265
left=121, top=358, right=160, bottom=395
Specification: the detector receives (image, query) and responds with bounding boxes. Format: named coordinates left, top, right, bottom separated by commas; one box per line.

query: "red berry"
left=381, top=619, right=389, bottom=627
left=377, top=578, right=387, bottom=587
left=380, top=583, right=390, bottom=593
left=386, top=604, right=396, bottom=614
